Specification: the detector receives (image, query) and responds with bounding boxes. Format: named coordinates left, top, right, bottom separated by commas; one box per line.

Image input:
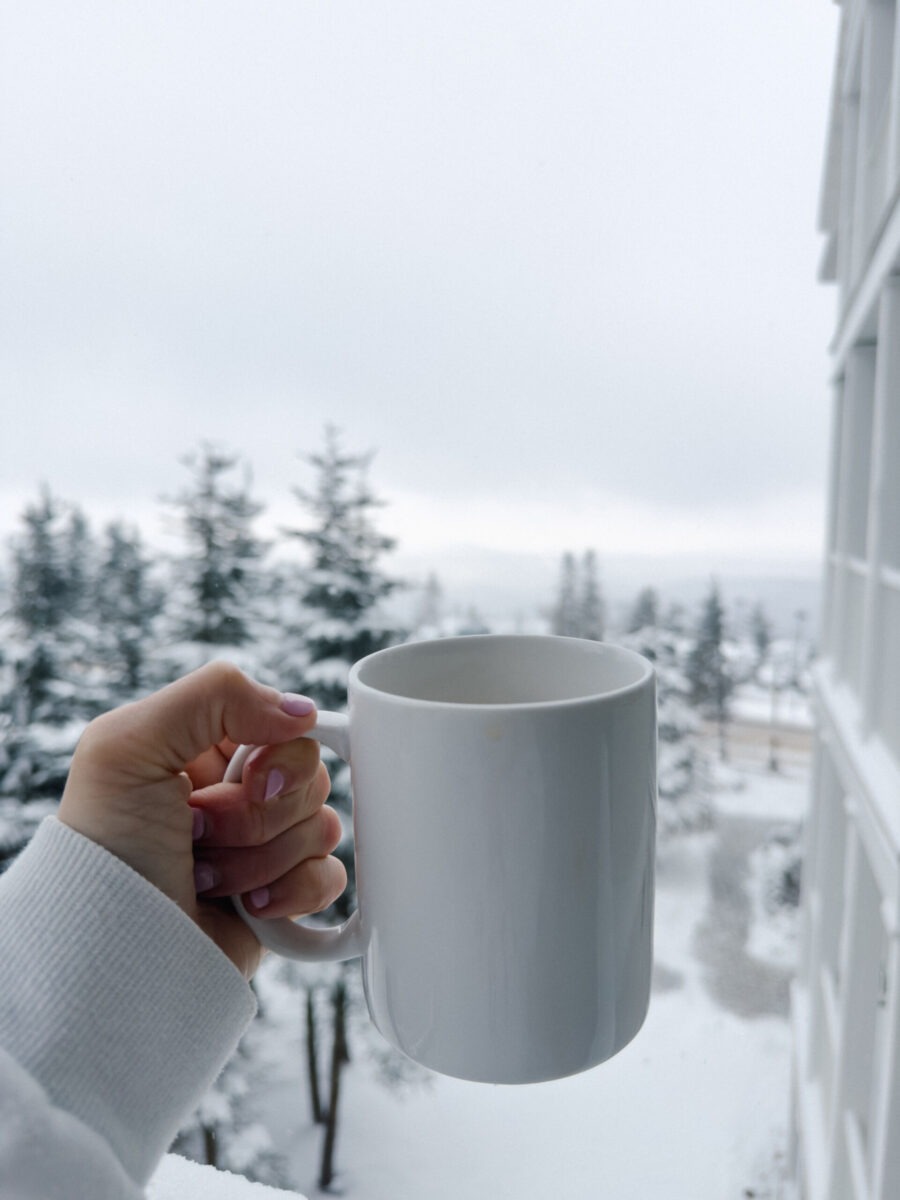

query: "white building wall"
left=794, top=2, right=900, bottom=1198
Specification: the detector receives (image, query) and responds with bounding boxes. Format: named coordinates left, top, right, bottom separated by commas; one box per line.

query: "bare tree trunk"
left=306, top=986, right=324, bottom=1124
left=716, top=669, right=729, bottom=762
left=202, top=1124, right=218, bottom=1169
left=768, top=676, right=781, bottom=773
left=318, top=978, right=347, bottom=1191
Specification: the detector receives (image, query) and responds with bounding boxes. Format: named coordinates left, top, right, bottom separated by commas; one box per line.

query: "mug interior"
left=353, top=635, right=651, bottom=706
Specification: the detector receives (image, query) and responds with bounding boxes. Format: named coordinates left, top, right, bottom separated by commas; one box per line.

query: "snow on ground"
left=149, top=1154, right=303, bottom=1199
left=713, top=766, right=810, bottom=823
left=731, top=684, right=813, bottom=731
left=239, top=756, right=808, bottom=1199
left=711, top=760, right=810, bottom=823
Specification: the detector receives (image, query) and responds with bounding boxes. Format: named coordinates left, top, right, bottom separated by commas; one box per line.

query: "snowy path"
left=696, top=815, right=793, bottom=1020
left=250, top=765, right=808, bottom=1199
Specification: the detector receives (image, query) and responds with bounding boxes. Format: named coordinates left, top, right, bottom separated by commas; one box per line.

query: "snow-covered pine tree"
left=551, top=552, right=579, bottom=637
left=0, top=489, right=99, bottom=850
left=9, top=487, right=78, bottom=642
left=685, top=582, right=734, bottom=760
left=284, top=426, right=402, bottom=1188
left=93, top=521, right=166, bottom=701
left=413, top=572, right=444, bottom=637
left=166, top=444, right=268, bottom=652
left=578, top=550, right=604, bottom=641
left=287, top=426, right=400, bottom=715
left=63, top=508, right=96, bottom=626
left=662, top=602, right=688, bottom=635
left=285, top=425, right=401, bottom=910
left=551, top=550, right=603, bottom=640
left=750, top=602, right=772, bottom=679
left=627, top=586, right=659, bottom=635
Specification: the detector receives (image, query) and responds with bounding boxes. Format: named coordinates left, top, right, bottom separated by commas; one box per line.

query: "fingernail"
left=191, top=808, right=205, bottom=841
left=250, top=886, right=270, bottom=910
left=281, top=693, right=315, bottom=717
left=264, top=768, right=285, bottom=803
left=194, top=862, right=219, bottom=894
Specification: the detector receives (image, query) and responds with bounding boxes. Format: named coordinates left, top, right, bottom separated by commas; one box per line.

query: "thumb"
left=108, top=662, right=318, bottom=783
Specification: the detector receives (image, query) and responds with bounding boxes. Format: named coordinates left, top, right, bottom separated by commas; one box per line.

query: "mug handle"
left=224, top=712, right=365, bottom=962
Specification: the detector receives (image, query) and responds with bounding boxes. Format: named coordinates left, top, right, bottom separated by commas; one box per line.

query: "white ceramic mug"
left=226, top=634, right=657, bottom=1084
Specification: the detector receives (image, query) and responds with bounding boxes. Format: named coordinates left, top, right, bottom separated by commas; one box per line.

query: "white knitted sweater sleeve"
left=0, top=817, right=257, bottom=1195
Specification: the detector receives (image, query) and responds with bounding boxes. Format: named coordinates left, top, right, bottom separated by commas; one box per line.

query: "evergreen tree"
left=661, top=601, right=687, bottom=636
left=0, top=489, right=98, bottom=811
left=627, top=587, right=659, bottom=634
left=63, top=508, right=97, bottom=623
left=750, top=603, right=772, bottom=678
left=551, top=552, right=579, bottom=637
left=167, top=445, right=267, bottom=647
left=414, top=572, right=444, bottom=634
left=287, top=426, right=399, bottom=712
left=287, top=426, right=400, bottom=891
left=579, top=550, right=604, bottom=641
left=93, top=522, right=165, bottom=699
left=12, top=491, right=98, bottom=716
left=685, top=583, right=734, bottom=760
left=10, top=486, right=78, bottom=637
left=285, top=426, right=401, bottom=1186
left=552, top=550, right=604, bottom=639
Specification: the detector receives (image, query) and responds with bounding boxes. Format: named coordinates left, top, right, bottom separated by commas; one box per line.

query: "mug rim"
left=348, top=633, right=655, bottom=711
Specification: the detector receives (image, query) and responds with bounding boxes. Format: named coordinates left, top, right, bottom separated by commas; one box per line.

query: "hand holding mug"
left=61, top=637, right=656, bottom=1084
left=58, top=662, right=346, bottom=979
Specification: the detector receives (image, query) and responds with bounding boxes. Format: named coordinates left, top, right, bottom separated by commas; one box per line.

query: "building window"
left=859, top=0, right=897, bottom=252
left=837, top=345, right=876, bottom=561
left=875, top=578, right=900, bottom=761
left=837, top=844, right=887, bottom=1178
left=881, top=336, right=900, bottom=571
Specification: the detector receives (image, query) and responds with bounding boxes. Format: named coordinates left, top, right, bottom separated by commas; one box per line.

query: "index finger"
left=114, top=663, right=318, bottom=782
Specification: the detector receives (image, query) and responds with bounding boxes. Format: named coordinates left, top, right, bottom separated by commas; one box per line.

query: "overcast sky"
left=0, top=0, right=839, bottom=577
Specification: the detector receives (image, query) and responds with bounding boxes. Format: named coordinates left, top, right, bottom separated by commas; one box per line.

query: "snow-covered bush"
left=746, top=824, right=803, bottom=971
left=753, top=825, right=803, bottom=911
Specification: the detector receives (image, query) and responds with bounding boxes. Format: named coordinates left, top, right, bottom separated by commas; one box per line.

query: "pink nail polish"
left=194, top=862, right=218, bottom=893
left=264, top=769, right=285, bottom=803
left=250, top=886, right=270, bottom=910
left=191, top=808, right=205, bottom=841
left=281, top=693, right=315, bottom=717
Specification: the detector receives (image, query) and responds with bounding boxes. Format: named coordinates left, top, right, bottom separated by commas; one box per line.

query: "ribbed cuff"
left=0, top=818, right=257, bottom=1186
